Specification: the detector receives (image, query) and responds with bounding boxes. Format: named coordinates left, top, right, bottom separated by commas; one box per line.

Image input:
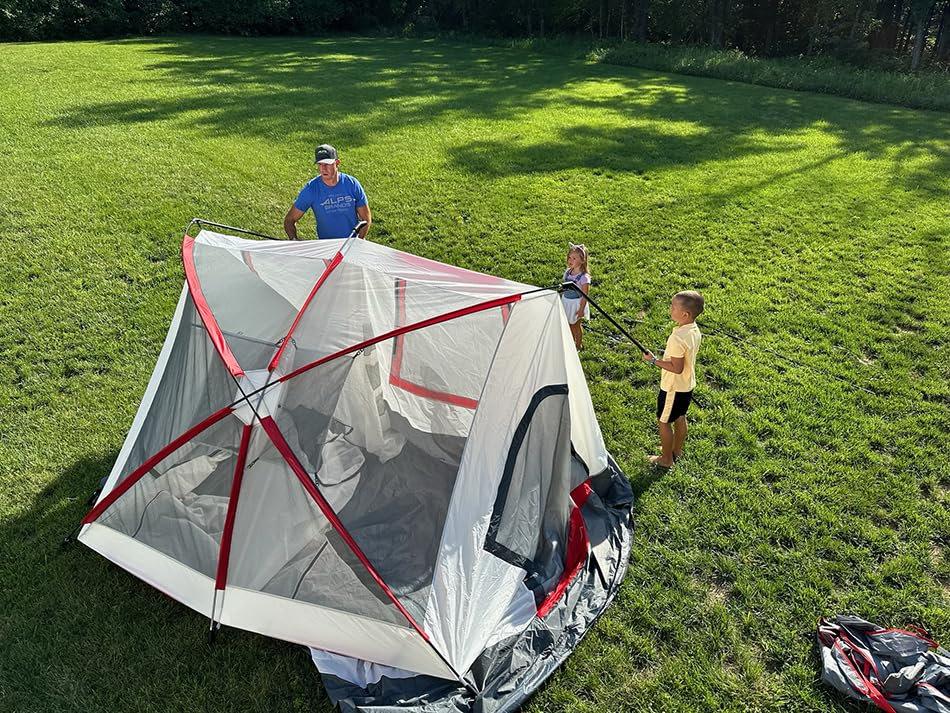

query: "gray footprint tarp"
left=818, top=615, right=950, bottom=712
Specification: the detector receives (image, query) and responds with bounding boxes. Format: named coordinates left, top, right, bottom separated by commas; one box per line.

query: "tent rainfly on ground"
left=77, top=223, right=633, bottom=712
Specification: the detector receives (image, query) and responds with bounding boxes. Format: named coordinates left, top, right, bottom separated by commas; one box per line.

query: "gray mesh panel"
left=119, top=296, right=238, bottom=484
left=97, top=415, right=246, bottom=579
left=225, top=428, right=410, bottom=628
left=272, top=329, right=499, bottom=624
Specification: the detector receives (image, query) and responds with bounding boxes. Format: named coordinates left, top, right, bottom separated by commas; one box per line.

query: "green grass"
left=1, top=35, right=949, bottom=712
left=481, top=35, right=950, bottom=113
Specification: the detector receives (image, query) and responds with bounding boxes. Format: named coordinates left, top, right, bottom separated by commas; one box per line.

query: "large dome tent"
left=76, top=220, right=633, bottom=712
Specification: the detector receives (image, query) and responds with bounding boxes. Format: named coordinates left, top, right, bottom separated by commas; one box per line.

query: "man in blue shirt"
left=284, top=144, right=372, bottom=240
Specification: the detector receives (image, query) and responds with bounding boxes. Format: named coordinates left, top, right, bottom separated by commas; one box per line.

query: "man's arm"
left=356, top=204, right=372, bottom=239
left=284, top=206, right=305, bottom=240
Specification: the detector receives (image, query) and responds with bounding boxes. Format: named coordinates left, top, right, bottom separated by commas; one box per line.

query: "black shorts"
left=656, top=390, right=692, bottom=423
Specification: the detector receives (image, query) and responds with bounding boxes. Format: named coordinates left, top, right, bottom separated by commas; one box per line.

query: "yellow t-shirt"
left=660, top=322, right=702, bottom=393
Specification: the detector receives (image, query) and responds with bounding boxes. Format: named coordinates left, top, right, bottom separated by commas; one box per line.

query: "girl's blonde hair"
left=568, top=243, right=589, bottom=275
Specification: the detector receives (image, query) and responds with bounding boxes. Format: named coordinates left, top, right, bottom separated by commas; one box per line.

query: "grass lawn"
left=1, top=35, right=949, bottom=712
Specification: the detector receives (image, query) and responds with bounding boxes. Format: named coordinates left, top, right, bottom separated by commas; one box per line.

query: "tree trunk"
left=935, top=1, right=949, bottom=58
left=910, top=1, right=936, bottom=68
left=910, top=13, right=927, bottom=67
left=633, top=0, right=648, bottom=41
left=871, top=0, right=903, bottom=49
left=709, top=0, right=727, bottom=47
left=897, top=9, right=910, bottom=51
left=851, top=0, right=866, bottom=39
left=806, top=8, right=821, bottom=55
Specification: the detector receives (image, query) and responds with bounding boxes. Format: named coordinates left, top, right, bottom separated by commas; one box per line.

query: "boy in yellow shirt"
left=642, top=291, right=704, bottom=468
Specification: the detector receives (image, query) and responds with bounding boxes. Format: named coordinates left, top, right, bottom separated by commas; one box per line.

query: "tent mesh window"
left=484, top=385, right=573, bottom=602
left=96, top=415, right=246, bottom=579
left=223, top=428, right=413, bottom=628
left=117, top=295, right=238, bottom=485
left=270, top=320, right=504, bottom=625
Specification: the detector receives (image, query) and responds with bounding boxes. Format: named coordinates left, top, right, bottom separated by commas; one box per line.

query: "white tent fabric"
left=78, top=228, right=617, bottom=687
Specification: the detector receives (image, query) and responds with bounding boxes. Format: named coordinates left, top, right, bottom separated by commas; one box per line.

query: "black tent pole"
left=559, top=282, right=650, bottom=354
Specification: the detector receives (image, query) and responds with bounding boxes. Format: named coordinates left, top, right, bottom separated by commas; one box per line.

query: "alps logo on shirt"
left=320, top=195, right=355, bottom=213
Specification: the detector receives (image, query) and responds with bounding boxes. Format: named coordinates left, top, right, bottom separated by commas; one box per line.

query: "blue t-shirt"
left=293, top=172, right=368, bottom=239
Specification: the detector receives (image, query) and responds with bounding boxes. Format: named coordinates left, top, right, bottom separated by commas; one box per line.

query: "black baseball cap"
left=315, top=144, right=339, bottom=164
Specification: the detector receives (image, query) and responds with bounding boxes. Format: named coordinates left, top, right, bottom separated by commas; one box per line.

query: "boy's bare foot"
left=648, top=455, right=674, bottom=469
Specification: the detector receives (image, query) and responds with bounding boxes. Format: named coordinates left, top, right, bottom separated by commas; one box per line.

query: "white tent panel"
left=79, top=525, right=457, bottom=680
left=423, top=294, right=569, bottom=673
left=221, top=588, right=458, bottom=680
left=195, top=228, right=341, bottom=315
left=196, top=229, right=341, bottom=260
left=309, top=648, right=417, bottom=688
left=560, top=310, right=610, bottom=479
left=79, top=522, right=214, bottom=615
left=345, top=239, right=532, bottom=298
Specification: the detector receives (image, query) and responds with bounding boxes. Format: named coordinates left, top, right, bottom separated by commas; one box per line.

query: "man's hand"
left=356, top=204, right=372, bottom=239
left=641, top=350, right=655, bottom=363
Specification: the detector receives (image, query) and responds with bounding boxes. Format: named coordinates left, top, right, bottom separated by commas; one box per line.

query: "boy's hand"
left=641, top=350, right=655, bottom=362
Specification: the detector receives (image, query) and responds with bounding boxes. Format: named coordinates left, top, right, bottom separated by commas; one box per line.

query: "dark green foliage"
left=3, top=0, right=950, bottom=74
left=0, top=0, right=349, bottom=37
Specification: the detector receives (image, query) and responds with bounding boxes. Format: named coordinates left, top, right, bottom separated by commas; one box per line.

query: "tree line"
left=3, top=0, right=949, bottom=70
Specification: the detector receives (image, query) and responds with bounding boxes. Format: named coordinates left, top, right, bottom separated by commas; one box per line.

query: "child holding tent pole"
left=562, top=243, right=590, bottom=351
left=642, top=291, right=704, bottom=468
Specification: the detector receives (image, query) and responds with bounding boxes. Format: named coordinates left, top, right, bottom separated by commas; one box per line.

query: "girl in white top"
left=562, top=243, right=591, bottom=351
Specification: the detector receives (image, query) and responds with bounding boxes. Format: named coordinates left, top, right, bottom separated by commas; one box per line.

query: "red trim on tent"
left=214, top=424, right=253, bottom=591
left=241, top=250, right=257, bottom=274
left=537, top=505, right=587, bottom=619
left=389, top=279, right=479, bottom=409
left=278, top=293, right=524, bottom=387
left=536, top=481, right=593, bottom=618
left=871, top=628, right=938, bottom=648
left=182, top=236, right=245, bottom=377
left=394, top=251, right=508, bottom=287
left=268, top=250, right=344, bottom=371
left=259, top=416, right=431, bottom=641
left=572, top=480, right=593, bottom=508
left=833, top=639, right=897, bottom=713
left=839, top=631, right=881, bottom=678
left=389, top=377, right=481, bottom=409
left=81, top=406, right=234, bottom=526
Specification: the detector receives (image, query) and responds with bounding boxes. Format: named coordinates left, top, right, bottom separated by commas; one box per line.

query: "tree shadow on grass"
left=447, top=80, right=950, bottom=201
left=44, top=36, right=950, bottom=202
left=0, top=450, right=332, bottom=713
